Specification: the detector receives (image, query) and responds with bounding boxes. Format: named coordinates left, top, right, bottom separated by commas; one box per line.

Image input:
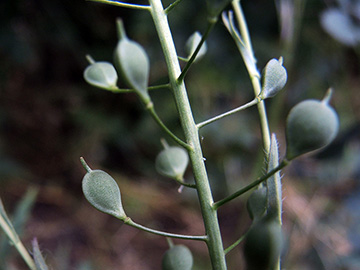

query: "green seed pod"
left=114, top=19, right=150, bottom=102
left=162, top=245, right=193, bottom=270
left=243, top=217, right=283, bottom=270
left=285, top=91, right=339, bottom=160
left=185, top=31, right=207, bottom=62
left=84, top=61, right=118, bottom=90
left=246, top=186, right=268, bottom=221
left=260, top=58, right=287, bottom=99
left=82, top=167, right=126, bottom=220
left=155, top=147, right=189, bottom=180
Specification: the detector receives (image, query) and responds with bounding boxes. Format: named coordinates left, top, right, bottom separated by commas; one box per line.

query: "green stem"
left=105, top=83, right=171, bottom=93
left=232, top=0, right=271, bottom=152
left=149, top=1, right=227, bottom=269
left=197, top=98, right=259, bottom=129
left=146, top=103, right=191, bottom=150
left=80, top=157, right=92, bottom=173
left=177, top=20, right=217, bottom=82
left=88, top=0, right=151, bottom=10
left=124, top=217, right=208, bottom=241
left=164, top=0, right=184, bottom=14
left=213, top=160, right=289, bottom=210
left=224, top=230, right=248, bottom=255
left=173, top=177, right=197, bottom=189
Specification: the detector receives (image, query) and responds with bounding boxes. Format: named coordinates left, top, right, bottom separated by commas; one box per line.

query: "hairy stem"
left=232, top=0, right=271, bottom=152
left=149, top=1, right=227, bottom=269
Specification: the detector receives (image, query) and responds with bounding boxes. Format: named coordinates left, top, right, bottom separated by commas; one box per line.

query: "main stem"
left=149, top=1, right=227, bottom=269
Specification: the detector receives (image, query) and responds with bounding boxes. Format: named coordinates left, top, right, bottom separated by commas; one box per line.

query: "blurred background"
left=0, top=0, right=360, bottom=269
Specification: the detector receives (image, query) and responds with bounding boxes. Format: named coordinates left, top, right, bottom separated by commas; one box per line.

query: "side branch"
left=177, top=20, right=217, bottom=82
left=124, top=217, right=208, bottom=241
left=88, top=0, right=151, bottom=10
left=146, top=103, right=192, bottom=151
left=196, top=98, right=259, bottom=129
left=213, top=159, right=289, bottom=210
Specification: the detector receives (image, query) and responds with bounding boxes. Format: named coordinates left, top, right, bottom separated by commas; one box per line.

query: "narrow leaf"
left=32, top=238, right=49, bottom=270
left=267, top=134, right=282, bottom=224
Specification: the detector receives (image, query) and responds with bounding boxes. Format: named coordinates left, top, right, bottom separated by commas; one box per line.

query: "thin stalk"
left=0, top=215, right=36, bottom=270
left=197, top=98, right=259, bottom=129
left=124, top=217, right=208, bottom=241
left=149, top=1, right=227, bottom=269
left=174, top=177, right=197, bottom=188
left=177, top=20, right=216, bottom=82
left=107, top=83, right=171, bottom=94
left=224, top=230, right=248, bottom=255
left=232, top=0, right=271, bottom=152
left=146, top=103, right=191, bottom=150
left=165, top=0, right=184, bottom=14
left=232, top=3, right=282, bottom=268
left=213, top=159, right=289, bottom=210
left=88, top=0, right=151, bottom=10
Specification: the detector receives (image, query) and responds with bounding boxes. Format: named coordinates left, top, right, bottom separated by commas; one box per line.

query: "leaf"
left=222, top=11, right=259, bottom=78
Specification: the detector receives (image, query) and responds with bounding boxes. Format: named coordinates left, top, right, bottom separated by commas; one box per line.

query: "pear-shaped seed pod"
left=243, top=217, right=283, bottom=270
left=155, top=147, right=189, bottom=180
left=162, top=245, right=193, bottom=270
left=285, top=97, right=339, bottom=160
left=246, top=186, right=268, bottom=221
left=82, top=169, right=126, bottom=220
left=84, top=61, right=118, bottom=90
left=185, top=31, right=207, bottom=62
left=260, top=58, right=287, bottom=99
left=113, top=20, right=150, bottom=103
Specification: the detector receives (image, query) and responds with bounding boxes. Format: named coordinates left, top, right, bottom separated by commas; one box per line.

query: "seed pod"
left=162, top=245, right=193, bottom=270
left=82, top=163, right=126, bottom=220
left=185, top=31, right=207, bottom=62
left=285, top=91, right=339, bottom=160
left=155, top=147, right=189, bottom=180
left=246, top=186, right=268, bottom=221
left=243, top=217, right=283, bottom=270
left=84, top=61, right=118, bottom=90
left=260, top=58, right=287, bottom=99
left=114, top=19, right=150, bottom=102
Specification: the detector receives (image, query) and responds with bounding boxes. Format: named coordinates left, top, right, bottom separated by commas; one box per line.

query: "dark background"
left=1, top=0, right=360, bottom=269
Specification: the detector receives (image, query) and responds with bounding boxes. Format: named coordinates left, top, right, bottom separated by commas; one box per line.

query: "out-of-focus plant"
left=0, top=189, right=50, bottom=270
left=321, top=0, right=360, bottom=46
left=78, top=0, right=340, bottom=269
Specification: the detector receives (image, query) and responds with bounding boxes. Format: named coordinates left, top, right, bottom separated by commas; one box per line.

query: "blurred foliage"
left=0, top=0, right=359, bottom=269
